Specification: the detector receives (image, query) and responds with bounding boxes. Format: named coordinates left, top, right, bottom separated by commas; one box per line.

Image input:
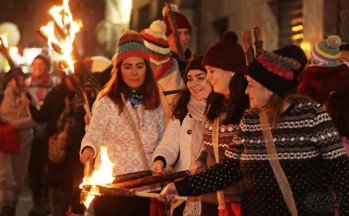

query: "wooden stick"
left=133, top=191, right=187, bottom=201
left=81, top=185, right=187, bottom=201
left=242, top=30, right=255, bottom=64
left=37, top=29, right=64, bottom=55
left=0, top=36, right=16, bottom=68
left=253, top=27, right=264, bottom=57
left=114, top=170, right=190, bottom=189
left=164, top=2, right=186, bottom=61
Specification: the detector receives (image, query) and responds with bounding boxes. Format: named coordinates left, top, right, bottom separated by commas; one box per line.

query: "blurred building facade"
left=0, top=0, right=348, bottom=61
left=130, top=0, right=349, bottom=58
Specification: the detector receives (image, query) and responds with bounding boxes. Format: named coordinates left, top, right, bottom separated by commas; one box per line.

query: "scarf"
left=183, top=97, right=206, bottom=216
left=187, top=96, right=206, bottom=161
left=27, top=74, right=52, bottom=103
left=127, top=87, right=144, bottom=107
left=153, top=57, right=174, bottom=80
left=126, top=87, right=145, bottom=128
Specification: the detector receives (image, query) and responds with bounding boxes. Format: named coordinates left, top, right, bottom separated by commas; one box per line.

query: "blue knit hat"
left=247, top=52, right=301, bottom=96
left=311, top=35, right=342, bottom=67
left=114, top=30, right=150, bottom=66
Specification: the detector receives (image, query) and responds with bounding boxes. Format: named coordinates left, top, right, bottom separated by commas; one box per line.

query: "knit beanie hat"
left=90, top=56, right=112, bottom=73
left=32, top=54, right=51, bottom=70
left=247, top=51, right=301, bottom=96
left=273, top=45, right=307, bottom=88
left=114, top=30, right=149, bottom=67
left=162, top=4, right=192, bottom=36
left=311, top=35, right=342, bottom=66
left=184, top=55, right=206, bottom=82
left=201, top=31, right=247, bottom=74
left=140, top=20, right=171, bottom=65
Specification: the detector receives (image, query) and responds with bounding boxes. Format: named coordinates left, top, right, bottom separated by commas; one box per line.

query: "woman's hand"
left=151, top=160, right=165, bottom=174
left=80, top=147, right=95, bottom=164
left=191, top=161, right=205, bottom=174
left=159, top=183, right=179, bottom=202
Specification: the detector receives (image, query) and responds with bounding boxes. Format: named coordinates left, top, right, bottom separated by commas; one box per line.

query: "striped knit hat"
left=114, top=30, right=149, bottom=66
left=311, top=35, right=342, bottom=67
left=247, top=51, right=301, bottom=96
left=140, top=20, right=171, bottom=65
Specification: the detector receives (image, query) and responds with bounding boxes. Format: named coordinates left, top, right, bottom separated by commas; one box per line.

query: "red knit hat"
left=162, top=4, right=192, bottom=36
left=202, top=31, right=247, bottom=74
left=114, top=30, right=150, bottom=67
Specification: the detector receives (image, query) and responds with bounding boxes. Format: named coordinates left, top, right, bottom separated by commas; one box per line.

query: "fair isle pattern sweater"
left=176, top=100, right=349, bottom=216
left=81, top=96, right=165, bottom=176
left=199, top=114, right=240, bottom=168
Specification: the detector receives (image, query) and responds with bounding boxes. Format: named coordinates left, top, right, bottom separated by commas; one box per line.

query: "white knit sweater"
left=152, top=113, right=204, bottom=172
left=81, top=96, right=165, bottom=176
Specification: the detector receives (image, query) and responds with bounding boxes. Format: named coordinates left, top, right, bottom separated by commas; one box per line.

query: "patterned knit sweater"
left=81, top=96, right=165, bottom=176
left=175, top=100, right=349, bottom=216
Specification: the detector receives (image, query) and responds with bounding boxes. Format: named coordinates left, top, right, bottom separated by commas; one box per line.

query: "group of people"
left=0, top=3, right=349, bottom=216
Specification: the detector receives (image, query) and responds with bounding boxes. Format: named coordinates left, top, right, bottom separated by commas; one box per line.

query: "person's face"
left=186, top=69, right=212, bottom=101
left=31, top=58, right=49, bottom=78
left=245, top=76, right=273, bottom=109
left=338, top=50, right=349, bottom=63
left=168, top=28, right=190, bottom=54
left=120, top=57, right=146, bottom=89
left=205, top=65, right=234, bottom=99
left=8, top=76, right=24, bottom=93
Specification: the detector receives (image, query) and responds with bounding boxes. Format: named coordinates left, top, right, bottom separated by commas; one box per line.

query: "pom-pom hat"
left=247, top=52, right=301, bottom=96
left=184, top=55, right=206, bottom=82
left=114, top=30, right=149, bottom=67
left=201, top=31, right=247, bottom=74
left=162, top=4, right=192, bottom=36
left=140, top=20, right=171, bottom=65
left=311, top=35, right=342, bottom=66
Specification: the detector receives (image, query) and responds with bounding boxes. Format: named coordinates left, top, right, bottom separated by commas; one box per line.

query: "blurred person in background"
left=26, top=53, right=55, bottom=216
left=0, top=70, right=35, bottom=216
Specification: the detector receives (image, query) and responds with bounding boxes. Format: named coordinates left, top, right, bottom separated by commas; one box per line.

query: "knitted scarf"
left=126, top=87, right=145, bottom=128
left=27, top=74, right=52, bottom=104
left=127, top=87, right=144, bottom=107
left=153, top=57, right=174, bottom=80
left=183, top=96, right=206, bottom=216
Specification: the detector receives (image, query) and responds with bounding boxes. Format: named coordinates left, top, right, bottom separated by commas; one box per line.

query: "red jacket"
left=297, top=64, right=349, bottom=104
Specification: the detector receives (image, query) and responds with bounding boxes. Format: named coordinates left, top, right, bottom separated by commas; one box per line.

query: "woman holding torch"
left=79, top=30, right=165, bottom=216
left=160, top=51, right=349, bottom=215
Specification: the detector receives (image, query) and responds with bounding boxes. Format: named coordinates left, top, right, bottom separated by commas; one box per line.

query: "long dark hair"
left=172, top=89, right=191, bottom=121
left=101, top=60, right=160, bottom=113
left=206, top=74, right=249, bottom=124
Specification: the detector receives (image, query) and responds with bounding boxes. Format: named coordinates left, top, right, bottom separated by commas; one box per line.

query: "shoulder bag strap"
left=122, top=104, right=150, bottom=170
left=259, top=111, right=298, bottom=216
left=212, top=117, right=226, bottom=210
left=158, top=84, right=172, bottom=125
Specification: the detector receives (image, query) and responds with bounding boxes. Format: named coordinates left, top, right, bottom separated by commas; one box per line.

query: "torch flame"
left=80, top=146, right=115, bottom=208
left=0, top=34, right=8, bottom=47
left=40, top=0, right=81, bottom=74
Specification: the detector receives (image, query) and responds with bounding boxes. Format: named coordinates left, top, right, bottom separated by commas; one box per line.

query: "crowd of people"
left=0, top=3, right=349, bottom=216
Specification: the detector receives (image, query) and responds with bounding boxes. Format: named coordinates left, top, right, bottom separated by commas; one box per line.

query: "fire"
left=0, top=34, right=8, bottom=47
left=80, top=146, right=115, bottom=208
left=39, top=0, right=81, bottom=74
